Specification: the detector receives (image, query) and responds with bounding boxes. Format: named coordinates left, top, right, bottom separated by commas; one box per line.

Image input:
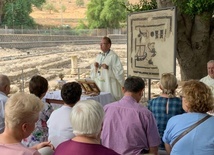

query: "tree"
left=61, top=4, right=66, bottom=13
left=124, top=0, right=214, bottom=80
left=3, top=0, right=35, bottom=27
left=123, top=0, right=157, bottom=12
left=0, top=0, right=5, bottom=24
left=76, top=0, right=84, bottom=7
left=86, top=0, right=127, bottom=29
left=158, top=0, right=214, bottom=80
left=1, top=0, right=46, bottom=28
left=86, top=0, right=105, bottom=28
left=42, top=2, right=58, bottom=14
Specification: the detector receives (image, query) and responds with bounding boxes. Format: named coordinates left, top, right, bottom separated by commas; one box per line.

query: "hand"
left=101, top=64, right=109, bottom=69
left=32, top=141, right=55, bottom=151
left=94, top=62, right=99, bottom=68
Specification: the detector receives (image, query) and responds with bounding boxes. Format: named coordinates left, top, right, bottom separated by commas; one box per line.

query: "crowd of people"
left=0, top=36, right=214, bottom=155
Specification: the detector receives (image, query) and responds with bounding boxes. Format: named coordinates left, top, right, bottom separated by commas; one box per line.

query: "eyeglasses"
left=100, top=43, right=109, bottom=45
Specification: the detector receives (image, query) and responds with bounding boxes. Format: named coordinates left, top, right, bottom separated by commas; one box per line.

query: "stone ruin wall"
left=0, top=34, right=126, bottom=49
left=0, top=34, right=127, bottom=93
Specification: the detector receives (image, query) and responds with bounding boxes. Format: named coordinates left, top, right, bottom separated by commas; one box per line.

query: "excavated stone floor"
left=0, top=43, right=182, bottom=104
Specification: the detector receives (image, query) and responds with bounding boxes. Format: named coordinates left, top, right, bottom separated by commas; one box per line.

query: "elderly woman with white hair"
left=54, top=100, right=119, bottom=155
left=0, top=92, right=54, bottom=155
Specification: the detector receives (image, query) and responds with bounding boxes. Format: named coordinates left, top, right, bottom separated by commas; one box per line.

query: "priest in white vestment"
left=90, top=36, right=125, bottom=101
left=200, top=60, right=214, bottom=95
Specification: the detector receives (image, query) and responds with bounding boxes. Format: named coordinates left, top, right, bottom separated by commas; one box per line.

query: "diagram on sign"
left=128, top=8, right=176, bottom=79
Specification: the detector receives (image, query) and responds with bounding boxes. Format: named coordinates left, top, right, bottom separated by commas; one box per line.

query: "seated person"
left=22, top=75, right=53, bottom=147
left=200, top=60, right=214, bottom=95
left=54, top=100, right=119, bottom=155
left=47, top=82, right=82, bottom=148
left=0, top=74, right=10, bottom=134
left=148, top=73, right=184, bottom=150
left=163, top=80, right=214, bottom=155
left=101, top=76, right=160, bottom=155
left=0, top=92, right=54, bottom=155
left=57, top=73, right=66, bottom=90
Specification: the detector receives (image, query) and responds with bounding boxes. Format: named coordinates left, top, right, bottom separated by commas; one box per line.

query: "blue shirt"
left=148, top=96, right=185, bottom=149
left=163, top=113, right=214, bottom=155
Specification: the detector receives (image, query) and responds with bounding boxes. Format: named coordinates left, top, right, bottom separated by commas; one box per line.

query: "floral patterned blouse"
left=22, top=102, right=53, bottom=147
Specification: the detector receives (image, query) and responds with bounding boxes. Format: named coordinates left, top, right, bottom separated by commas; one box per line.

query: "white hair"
left=207, top=60, right=214, bottom=64
left=70, top=100, right=104, bottom=137
left=5, top=92, right=44, bottom=128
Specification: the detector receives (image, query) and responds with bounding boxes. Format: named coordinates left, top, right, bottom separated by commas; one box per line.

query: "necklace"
left=99, top=51, right=110, bottom=68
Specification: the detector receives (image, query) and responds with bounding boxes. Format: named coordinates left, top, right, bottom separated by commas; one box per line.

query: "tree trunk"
left=0, top=0, right=5, bottom=24
left=156, top=0, right=214, bottom=80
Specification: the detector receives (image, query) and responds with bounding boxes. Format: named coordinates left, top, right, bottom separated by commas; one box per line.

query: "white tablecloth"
left=43, top=90, right=115, bottom=109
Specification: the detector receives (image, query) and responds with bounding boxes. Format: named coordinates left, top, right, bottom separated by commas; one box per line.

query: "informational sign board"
left=127, top=7, right=177, bottom=79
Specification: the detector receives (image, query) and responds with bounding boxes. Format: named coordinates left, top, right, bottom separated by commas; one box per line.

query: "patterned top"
left=22, top=102, right=53, bottom=147
left=148, top=96, right=185, bottom=149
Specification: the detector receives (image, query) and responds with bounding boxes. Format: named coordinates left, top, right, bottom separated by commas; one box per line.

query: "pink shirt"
left=0, top=143, right=40, bottom=155
left=101, top=96, right=161, bottom=155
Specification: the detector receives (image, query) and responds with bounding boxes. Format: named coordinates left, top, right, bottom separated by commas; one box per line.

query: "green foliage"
left=3, top=0, right=34, bottom=28
left=76, top=0, right=84, bottom=7
left=61, top=5, right=66, bottom=13
left=31, top=0, right=46, bottom=8
left=172, top=0, right=214, bottom=16
left=2, top=0, right=46, bottom=28
left=100, top=0, right=127, bottom=28
left=42, top=3, right=58, bottom=14
left=86, top=0, right=127, bottom=29
left=86, top=0, right=105, bottom=28
left=76, top=20, right=88, bottom=29
left=122, top=0, right=157, bottom=13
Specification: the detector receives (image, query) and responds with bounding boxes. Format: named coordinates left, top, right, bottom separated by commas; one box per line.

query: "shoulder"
left=169, top=97, right=182, bottom=104
left=167, top=113, right=188, bottom=126
left=149, top=96, right=163, bottom=103
left=3, top=143, right=40, bottom=155
left=0, top=92, right=8, bottom=103
left=104, top=101, right=118, bottom=110
left=55, top=140, right=71, bottom=151
left=200, top=75, right=209, bottom=81
left=148, top=96, right=165, bottom=107
left=101, top=145, right=120, bottom=154
left=109, top=50, right=119, bottom=57
left=49, top=106, right=70, bottom=118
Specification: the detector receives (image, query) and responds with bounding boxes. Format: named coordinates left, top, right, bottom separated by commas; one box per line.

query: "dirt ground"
left=0, top=42, right=182, bottom=104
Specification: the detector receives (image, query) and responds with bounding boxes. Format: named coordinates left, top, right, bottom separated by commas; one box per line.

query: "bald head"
left=0, top=74, right=10, bottom=95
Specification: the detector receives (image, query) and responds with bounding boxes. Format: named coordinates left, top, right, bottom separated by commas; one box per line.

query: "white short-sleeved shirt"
left=47, top=105, right=75, bottom=148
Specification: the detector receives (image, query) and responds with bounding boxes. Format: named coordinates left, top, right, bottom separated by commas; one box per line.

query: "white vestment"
left=200, top=75, right=214, bottom=95
left=90, top=50, right=125, bottom=101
